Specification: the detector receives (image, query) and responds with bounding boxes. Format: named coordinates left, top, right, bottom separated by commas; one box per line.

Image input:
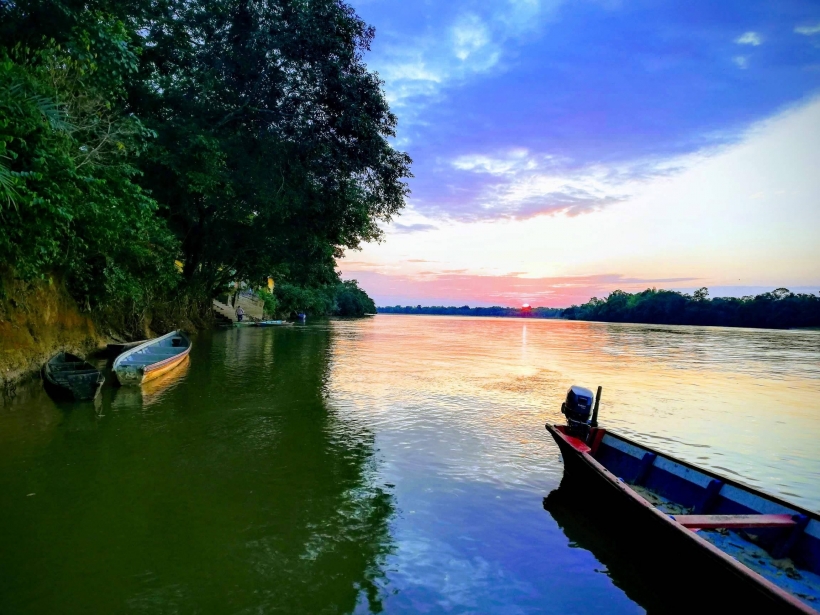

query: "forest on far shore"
left=379, top=288, right=820, bottom=329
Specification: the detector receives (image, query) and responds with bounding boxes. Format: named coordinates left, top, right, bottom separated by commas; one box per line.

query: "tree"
left=562, top=288, right=820, bottom=329
left=131, top=0, right=411, bottom=300
left=0, top=8, right=179, bottom=321
left=0, top=0, right=407, bottom=326
left=333, top=280, right=375, bottom=317
left=693, top=287, right=709, bottom=301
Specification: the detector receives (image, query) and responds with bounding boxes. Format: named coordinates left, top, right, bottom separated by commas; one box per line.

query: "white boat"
left=112, top=330, right=191, bottom=386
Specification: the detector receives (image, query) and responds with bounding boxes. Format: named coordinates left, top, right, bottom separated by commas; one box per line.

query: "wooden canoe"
left=546, top=424, right=820, bottom=614
left=255, top=320, right=292, bottom=327
left=112, top=330, right=191, bottom=386
left=42, top=352, right=104, bottom=401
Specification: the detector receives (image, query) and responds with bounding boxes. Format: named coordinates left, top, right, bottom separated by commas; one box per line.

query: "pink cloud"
left=341, top=270, right=699, bottom=308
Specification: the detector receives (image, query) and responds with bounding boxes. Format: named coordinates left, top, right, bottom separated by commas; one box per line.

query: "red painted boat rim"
left=546, top=423, right=818, bottom=615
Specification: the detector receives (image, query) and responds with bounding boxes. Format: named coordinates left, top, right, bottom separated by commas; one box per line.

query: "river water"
left=1, top=315, right=818, bottom=613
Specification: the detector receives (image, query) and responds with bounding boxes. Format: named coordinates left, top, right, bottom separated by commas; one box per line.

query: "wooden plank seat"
left=54, top=369, right=99, bottom=378
left=52, top=363, right=94, bottom=371
left=671, top=514, right=798, bottom=529
left=122, top=351, right=185, bottom=366
left=124, top=350, right=181, bottom=359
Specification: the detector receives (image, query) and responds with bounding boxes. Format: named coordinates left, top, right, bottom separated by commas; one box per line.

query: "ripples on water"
left=0, top=316, right=818, bottom=614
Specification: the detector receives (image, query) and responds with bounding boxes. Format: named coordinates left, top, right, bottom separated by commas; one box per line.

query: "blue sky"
left=343, top=0, right=820, bottom=306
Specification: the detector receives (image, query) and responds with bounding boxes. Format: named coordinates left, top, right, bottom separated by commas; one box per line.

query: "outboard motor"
left=561, top=385, right=599, bottom=440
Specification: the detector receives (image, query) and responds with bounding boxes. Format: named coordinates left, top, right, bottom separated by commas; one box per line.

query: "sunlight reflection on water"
left=328, top=315, right=820, bottom=511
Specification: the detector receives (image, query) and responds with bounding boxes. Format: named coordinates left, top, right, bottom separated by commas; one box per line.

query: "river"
left=1, top=315, right=818, bottom=613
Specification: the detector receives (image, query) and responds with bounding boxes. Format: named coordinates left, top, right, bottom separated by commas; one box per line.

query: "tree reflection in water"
left=0, top=328, right=395, bottom=614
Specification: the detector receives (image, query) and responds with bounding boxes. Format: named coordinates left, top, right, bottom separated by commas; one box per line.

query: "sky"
left=339, top=0, right=820, bottom=307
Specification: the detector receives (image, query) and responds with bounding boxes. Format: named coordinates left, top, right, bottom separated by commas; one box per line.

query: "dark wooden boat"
left=112, top=330, right=191, bottom=386
left=42, top=352, right=105, bottom=401
left=546, top=389, right=820, bottom=614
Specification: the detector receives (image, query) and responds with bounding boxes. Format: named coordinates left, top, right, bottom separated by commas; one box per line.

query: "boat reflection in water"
left=111, top=355, right=191, bottom=409
left=141, top=354, right=190, bottom=405
left=544, top=481, right=704, bottom=615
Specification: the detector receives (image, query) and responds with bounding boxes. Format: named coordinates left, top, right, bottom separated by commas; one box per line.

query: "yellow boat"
left=112, top=330, right=192, bottom=386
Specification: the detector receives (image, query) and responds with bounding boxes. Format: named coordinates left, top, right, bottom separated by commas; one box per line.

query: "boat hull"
left=112, top=331, right=191, bottom=386
left=142, top=351, right=189, bottom=383
left=546, top=424, right=817, bottom=615
left=42, top=352, right=104, bottom=402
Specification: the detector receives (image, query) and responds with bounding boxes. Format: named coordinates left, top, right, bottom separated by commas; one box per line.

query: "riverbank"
left=0, top=275, right=103, bottom=393
left=0, top=274, right=202, bottom=393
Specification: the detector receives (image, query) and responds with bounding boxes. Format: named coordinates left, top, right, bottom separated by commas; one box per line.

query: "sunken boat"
left=112, top=330, right=191, bottom=386
left=545, top=385, right=820, bottom=615
left=42, top=352, right=105, bottom=401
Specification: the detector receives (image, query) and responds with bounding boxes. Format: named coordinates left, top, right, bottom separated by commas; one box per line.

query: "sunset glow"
left=340, top=0, right=820, bottom=307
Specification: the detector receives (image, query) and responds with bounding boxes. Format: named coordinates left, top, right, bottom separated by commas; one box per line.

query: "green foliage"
left=0, top=0, right=404, bottom=327
left=274, top=283, right=334, bottom=318
left=272, top=279, right=376, bottom=318
left=255, top=288, right=278, bottom=319
left=562, top=288, right=820, bottom=329
left=131, top=0, right=411, bottom=297
left=333, top=280, right=376, bottom=317
left=0, top=34, right=179, bottom=314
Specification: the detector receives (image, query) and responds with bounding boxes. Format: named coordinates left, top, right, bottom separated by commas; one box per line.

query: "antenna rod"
left=591, top=386, right=602, bottom=427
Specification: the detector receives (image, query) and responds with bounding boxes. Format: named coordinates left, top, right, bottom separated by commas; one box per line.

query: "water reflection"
left=0, top=328, right=394, bottom=614
left=329, top=316, right=820, bottom=512
left=1, top=316, right=818, bottom=614
left=543, top=482, right=702, bottom=615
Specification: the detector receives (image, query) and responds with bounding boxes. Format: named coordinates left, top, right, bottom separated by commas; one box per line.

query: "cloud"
left=363, top=0, right=561, bottom=127
left=452, top=149, right=542, bottom=175
left=795, top=23, right=820, bottom=36
left=452, top=14, right=492, bottom=61
left=391, top=223, right=439, bottom=234
left=427, top=149, right=688, bottom=221
left=404, top=94, right=820, bottom=224
left=358, top=0, right=820, bottom=229
left=735, top=32, right=762, bottom=46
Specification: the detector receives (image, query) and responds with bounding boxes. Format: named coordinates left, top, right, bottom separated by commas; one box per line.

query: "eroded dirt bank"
left=0, top=275, right=104, bottom=393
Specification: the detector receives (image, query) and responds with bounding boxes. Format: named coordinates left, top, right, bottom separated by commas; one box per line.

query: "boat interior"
left=118, top=335, right=189, bottom=367
left=48, top=355, right=99, bottom=380
left=558, top=425, right=820, bottom=608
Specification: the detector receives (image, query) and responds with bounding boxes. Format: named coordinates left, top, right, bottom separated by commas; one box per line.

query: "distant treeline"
left=377, top=305, right=563, bottom=318
left=561, top=288, right=820, bottom=329
left=378, top=288, right=820, bottom=329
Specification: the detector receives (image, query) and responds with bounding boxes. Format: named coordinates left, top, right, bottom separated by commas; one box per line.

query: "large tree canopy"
left=0, top=0, right=409, bottom=319
left=131, top=0, right=411, bottom=295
